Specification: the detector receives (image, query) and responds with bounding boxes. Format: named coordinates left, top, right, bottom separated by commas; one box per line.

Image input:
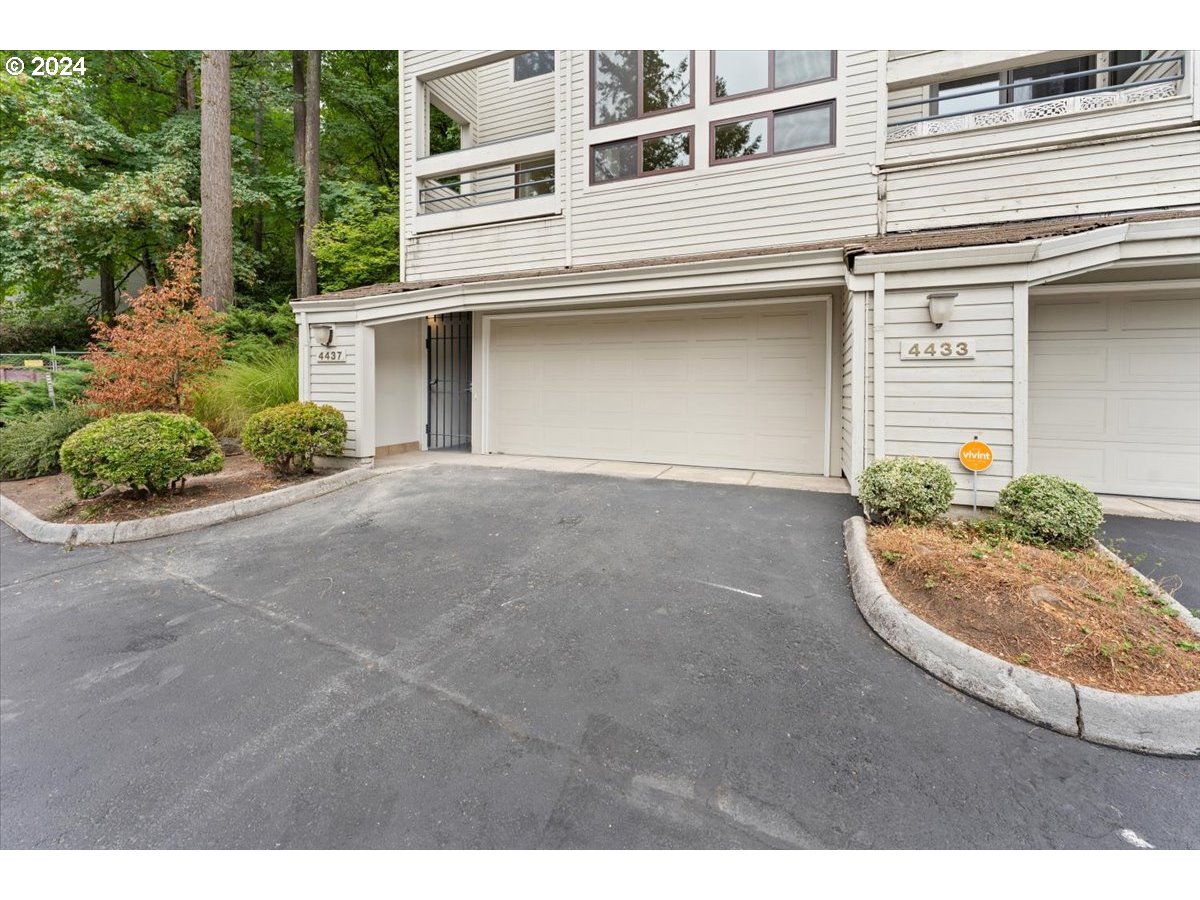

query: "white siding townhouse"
left=292, top=50, right=1200, bottom=505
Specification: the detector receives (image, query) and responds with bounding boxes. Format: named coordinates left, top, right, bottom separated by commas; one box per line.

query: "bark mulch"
left=868, top=522, right=1200, bottom=696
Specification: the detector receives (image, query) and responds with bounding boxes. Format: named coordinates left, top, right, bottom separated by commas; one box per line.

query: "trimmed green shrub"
left=0, top=360, right=93, bottom=421
left=59, top=412, right=223, bottom=499
left=858, top=456, right=956, bottom=525
left=241, top=401, right=346, bottom=474
left=193, top=346, right=299, bottom=438
left=218, top=303, right=297, bottom=362
left=0, top=404, right=94, bottom=480
left=0, top=302, right=94, bottom=353
left=995, top=474, right=1103, bottom=548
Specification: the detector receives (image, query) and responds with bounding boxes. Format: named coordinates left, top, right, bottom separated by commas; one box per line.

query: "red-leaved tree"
left=84, top=240, right=225, bottom=416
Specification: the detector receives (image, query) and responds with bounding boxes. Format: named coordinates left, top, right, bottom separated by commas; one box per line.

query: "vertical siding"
left=307, top=325, right=362, bottom=455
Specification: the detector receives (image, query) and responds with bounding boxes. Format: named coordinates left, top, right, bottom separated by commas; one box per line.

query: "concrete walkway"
left=1098, top=493, right=1200, bottom=524
left=375, top=450, right=851, bottom=494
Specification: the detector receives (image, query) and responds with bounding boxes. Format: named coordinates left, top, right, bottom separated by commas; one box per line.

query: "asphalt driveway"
left=2, top=466, right=1198, bottom=849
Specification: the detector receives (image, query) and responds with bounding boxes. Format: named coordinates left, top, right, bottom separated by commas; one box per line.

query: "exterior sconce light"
left=310, top=324, right=334, bottom=347
left=927, top=292, right=958, bottom=329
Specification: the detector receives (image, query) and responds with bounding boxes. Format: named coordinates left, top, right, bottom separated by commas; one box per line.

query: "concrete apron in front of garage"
left=375, top=451, right=851, bottom=494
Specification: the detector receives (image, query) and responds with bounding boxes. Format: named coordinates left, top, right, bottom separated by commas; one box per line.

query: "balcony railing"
left=418, top=162, right=555, bottom=214
left=887, top=52, right=1185, bottom=142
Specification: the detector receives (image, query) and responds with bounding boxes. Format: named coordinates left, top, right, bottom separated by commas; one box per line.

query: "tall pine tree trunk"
left=200, top=50, right=233, bottom=311
left=300, top=50, right=321, bottom=298
left=253, top=53, right=265, bottom=256
left=292, top=51, right=306, bottom=297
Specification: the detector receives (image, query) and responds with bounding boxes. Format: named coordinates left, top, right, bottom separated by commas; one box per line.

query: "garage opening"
left=427, top=312, right=472, bottom=450
left=485, top=300, right=830, bottom=473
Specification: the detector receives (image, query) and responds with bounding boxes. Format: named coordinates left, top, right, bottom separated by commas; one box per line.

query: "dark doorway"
left=427, top=312, right=472, bottom=450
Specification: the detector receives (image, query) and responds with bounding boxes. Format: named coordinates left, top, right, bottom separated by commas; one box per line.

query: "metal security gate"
left=427, top=312, right=472, bottom=450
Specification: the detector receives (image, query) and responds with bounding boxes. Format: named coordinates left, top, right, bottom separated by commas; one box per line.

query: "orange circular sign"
left=959, top=440, right=993, bottom=472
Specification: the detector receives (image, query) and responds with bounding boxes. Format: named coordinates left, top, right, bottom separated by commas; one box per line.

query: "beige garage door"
left=486, top=302, right=828, bottom=474
left=1029, top=291, right=1200, bottom=500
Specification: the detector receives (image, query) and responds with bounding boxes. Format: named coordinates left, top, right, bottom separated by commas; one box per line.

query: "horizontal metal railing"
left=888, top=54, right=1185, bottom=127
left=418, top=162, right=555, bottom=212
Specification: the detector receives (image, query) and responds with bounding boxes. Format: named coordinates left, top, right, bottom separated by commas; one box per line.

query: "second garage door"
left=1029, top=290, right=1200, bottom=500
left=486, top=301, right=828, bottom=474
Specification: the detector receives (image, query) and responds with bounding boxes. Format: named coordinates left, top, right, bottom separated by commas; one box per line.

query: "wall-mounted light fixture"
left=310, top=324, right=334, bottom=347
left=927, top=292, right=958, bottom=329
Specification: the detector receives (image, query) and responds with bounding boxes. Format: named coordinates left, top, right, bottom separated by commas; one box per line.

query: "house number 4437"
left=899, top=339, right=975, bottom=360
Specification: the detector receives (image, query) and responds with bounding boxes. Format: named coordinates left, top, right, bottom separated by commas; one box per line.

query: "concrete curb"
left=843, top=516, right=1200, bottom=758
left=0, top=465, right=377, bottom=546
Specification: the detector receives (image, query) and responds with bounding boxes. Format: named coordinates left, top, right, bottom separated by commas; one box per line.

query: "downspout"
left=873, top=271, right=887, bottom=461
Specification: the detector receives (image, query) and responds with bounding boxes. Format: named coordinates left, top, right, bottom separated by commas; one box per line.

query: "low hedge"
left=59, top=412, right=223, bottom=498
left=858, top=456, right=956, bottom=525
left=996, top=473, right=1103, bottom=548
left=0, top=404, right=94, bottom=480
left=241, top=401, right=346, bottom=475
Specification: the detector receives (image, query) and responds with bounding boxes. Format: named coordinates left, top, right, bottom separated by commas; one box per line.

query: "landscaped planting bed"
left=867, top=522, right=1200, bottom=696
left=0, top=451, right=326, bottom=524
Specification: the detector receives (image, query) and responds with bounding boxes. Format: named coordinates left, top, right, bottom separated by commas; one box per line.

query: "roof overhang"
left=292, top=247, right=848, bottom=325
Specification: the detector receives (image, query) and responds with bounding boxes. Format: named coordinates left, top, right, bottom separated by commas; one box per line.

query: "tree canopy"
left=0, top=50, right=399, bottom=327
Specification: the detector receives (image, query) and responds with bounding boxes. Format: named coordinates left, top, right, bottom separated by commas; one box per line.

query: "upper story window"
left=591, top=51, right=694, bottom=126
left=711, top=100, right=834, bottom=164
left=711, top=50, right=835, bottom=101
left=514, top=51, right=555, bottom=81
left=591, top=127, right=694, bottom=183
left=933, top=54, right=1099, bottom=114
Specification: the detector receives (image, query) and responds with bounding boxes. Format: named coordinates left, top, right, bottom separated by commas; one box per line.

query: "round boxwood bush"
left=858, top=456, right=956, bottom=525
left=241, top=401, right=346, bottom=475
left=59, top=412, right=224, bottom=499
left=995, top=473, right=1102, bottom=548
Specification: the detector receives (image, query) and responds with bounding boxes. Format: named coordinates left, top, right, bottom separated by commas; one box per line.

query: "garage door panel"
left=1030, top=292, right=1200, bottom=500
left=487, top=302, right=827, bottom=474
left=1030, top=298, right=1107, bottom=333
left=1119, top=396, right=1200, bottom=440
left=1120, top=296, right=1200, bottom=332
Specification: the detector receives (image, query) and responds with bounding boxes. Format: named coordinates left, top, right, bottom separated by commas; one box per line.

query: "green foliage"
left=858, top=457, right=956, bottom=525
left=310, top=185, right=399, bottom=293
left=0, top=302, right=95, bottom=353
left=0, top=361, right=92, bottom=421
left=0, top=404, right=94, bottom=480
left=59, top=411, right=223, bottom=498
left=995, top=474, right=1103, bottom=549
left=193, top=346, right=299, bottom=438
left=241, top=401, right=346, bottom=474
left=217, top=302, right=296, bottom=361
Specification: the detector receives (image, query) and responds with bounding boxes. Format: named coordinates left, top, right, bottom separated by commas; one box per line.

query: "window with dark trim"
left=514, top=156, right=555, bottom=199
left=711, top=101, right=835, bottom=165
left=591, top=51, right=694, bottom=127
left=514, top=51, right=555, bottom=81
left=590, top=127, right=694, bottom=183
left=712, top=50, right=835, bottom=101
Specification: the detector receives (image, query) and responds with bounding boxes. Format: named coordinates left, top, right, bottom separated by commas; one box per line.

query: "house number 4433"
left=899, top=339, right=975, bottom=360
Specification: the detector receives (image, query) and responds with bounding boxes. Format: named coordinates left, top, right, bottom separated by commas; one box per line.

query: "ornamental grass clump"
left=59, top=412, right=223, bottom=499
left=995, top=473, right=1103, bottom=549
left=241, top=401, right=346, bottom=475
left=858, top=456, right=956, bottom=525
left=0, top=404, right=94, bottom=480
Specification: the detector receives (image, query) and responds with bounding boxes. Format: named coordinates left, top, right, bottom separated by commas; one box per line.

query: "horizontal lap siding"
left=308, top=326, right=361, bottom=454
left=880, top=286, right=1015, bottom=504
left=887, top=114, right=1200, bottom=231
left=405, top=217, right=565, bottom=279
left=475, top=59, right=555, bottom=143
